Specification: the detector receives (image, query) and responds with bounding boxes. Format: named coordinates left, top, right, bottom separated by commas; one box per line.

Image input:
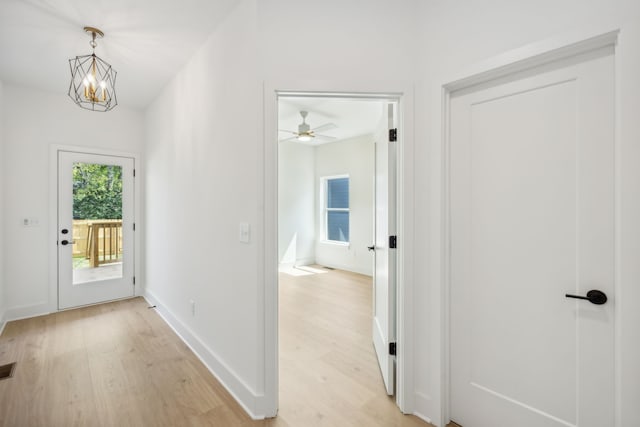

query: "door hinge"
left=389, top=235, right=397, bottom=249
left=133, top=169, right=136, bottom=177
left=389, top=342, right=397, bottom=356
left=133, top=276, right=136, bottom=285
left=133, top=222, right=136, bottom=231
left=389, top=128, right=397, bottom=142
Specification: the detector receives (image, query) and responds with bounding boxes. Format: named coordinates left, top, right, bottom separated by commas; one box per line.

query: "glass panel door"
left=58, top=151, right=135, bottom=309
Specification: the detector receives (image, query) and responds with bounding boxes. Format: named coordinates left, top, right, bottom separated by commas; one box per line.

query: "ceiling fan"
left=279, top=111, right=337, bottom=143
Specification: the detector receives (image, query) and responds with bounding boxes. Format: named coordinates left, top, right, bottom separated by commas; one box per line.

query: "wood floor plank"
left=277, top=266, right=433, bottom=427
left=0, top=268, right=434, bottom=427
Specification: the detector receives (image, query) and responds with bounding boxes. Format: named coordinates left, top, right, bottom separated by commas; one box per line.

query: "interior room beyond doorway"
left=276, top=95, right=422, bottom=425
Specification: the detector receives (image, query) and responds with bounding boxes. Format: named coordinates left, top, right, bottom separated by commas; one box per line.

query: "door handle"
left=60, top=240, right=75, bottom=246
left=367, top=245, right=375, bottom=252
left=565, top=289, right=607, bottom=305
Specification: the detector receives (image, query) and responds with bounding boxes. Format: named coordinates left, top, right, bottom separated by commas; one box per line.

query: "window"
left=324, top=176, right=349, bottom=243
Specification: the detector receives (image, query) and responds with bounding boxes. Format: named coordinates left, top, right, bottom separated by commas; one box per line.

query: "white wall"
left=144, top=0, right=640, bottom=424
left=144, top=0, right=262, bottom=414
left=257, top=0, right=418, bottom=84
left=278, top=141, right=315, bottom=267
left=1, top=83, right=144, bottom=318
left=143, top=0, right=418, bottom=418
left=412, top=1, right=640, bottom=425
left=0, top=79, right=5, bottom=329
left=315, top=135, right=374, bottom=276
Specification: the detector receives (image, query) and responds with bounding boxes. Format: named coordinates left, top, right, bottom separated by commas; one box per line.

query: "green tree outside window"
left=73, top=163, right=123, bottom=220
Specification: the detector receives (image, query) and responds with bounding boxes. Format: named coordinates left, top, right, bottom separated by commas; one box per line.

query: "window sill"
left=320, top=240, right=350, bottom=247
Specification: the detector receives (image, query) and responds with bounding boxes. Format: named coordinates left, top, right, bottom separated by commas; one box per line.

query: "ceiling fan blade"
left=311, top=123, right=337, bottom=133
left=279, top=136, right=298, bottom=142
left=278, top=129, right=299, bottom=135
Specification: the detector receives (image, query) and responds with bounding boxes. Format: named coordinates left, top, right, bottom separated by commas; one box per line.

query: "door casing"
left=440, top=30, right=621, bottom=427
left=262, top=86, right=415, bottom=418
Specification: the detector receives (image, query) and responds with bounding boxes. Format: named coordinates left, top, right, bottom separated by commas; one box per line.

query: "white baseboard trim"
left=278, top=258, right=315, bottom=271
left=315, top=260, right=373, bottom=276
left=0, top=308, right=6, bottom=336
left=143, top=290, right=265, bottom=420
left=414, top=391, right=434, bottom=425
left=4, top=302, right=51, bottom=323
left=295, top=257, right=315, bottom=267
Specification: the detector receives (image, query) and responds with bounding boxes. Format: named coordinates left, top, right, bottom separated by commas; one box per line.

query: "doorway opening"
left=275, top=94, right=405, bottom=422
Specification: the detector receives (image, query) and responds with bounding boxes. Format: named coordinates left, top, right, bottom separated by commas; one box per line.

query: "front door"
left=57, top=151, right=135, bottom=309
left=449, top=47, right=615, bottom=426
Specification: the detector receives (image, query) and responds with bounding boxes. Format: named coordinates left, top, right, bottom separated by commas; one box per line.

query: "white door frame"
left=261, top=83, right=415, bottom=417
left=440, top=30, right=620, bottom=426
left=48, top=145, right=143, bottom=313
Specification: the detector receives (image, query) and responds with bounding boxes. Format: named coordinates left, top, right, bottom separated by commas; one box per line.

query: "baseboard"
left=414, top=391, right=435, bottom=425
left=295, top=257, right=315, bottom=266
left=0, top=308, right=6, bottom=337
left=143, top=290, right=265, bottom=420
left=278, top=257, right=316, bottom=271
left=3, top=302, right=51, bottom=323
left=315, top=259, right=373, bottom=276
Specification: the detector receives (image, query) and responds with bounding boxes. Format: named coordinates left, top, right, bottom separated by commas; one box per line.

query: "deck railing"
left=72, top=219, right=123, bottom=267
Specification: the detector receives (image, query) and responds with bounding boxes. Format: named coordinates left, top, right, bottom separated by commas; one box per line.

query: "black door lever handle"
left=367, top=245, right=375, bottom=252
left=565, top=289, right=607, bottom=305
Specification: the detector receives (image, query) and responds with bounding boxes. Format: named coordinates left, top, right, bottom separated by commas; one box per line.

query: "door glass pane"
left=72, top=162, right=123, bottom=284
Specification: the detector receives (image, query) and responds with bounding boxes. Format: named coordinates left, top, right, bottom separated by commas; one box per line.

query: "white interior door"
left=372, top=103, right=397, bottom=395
left=58, top=151, right=135, bottom=309
left=450, top=47, right=615, bottom=427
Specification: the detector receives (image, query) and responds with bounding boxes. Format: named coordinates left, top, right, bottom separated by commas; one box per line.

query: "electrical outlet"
left=190, top=299, right=195, bottom=316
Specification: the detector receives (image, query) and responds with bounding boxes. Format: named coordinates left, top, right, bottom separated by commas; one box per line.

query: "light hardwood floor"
left=0, top=268, right=433, bottom=427
left=278, top=266, right=431, bottom=427
left=0, top=298, right=259, bottom=427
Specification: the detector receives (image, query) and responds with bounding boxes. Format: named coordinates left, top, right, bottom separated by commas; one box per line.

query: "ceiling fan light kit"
left=279, top=111, right=338, bottom=143
left=296, top=111, right=313, bottom=141
left=68, top=26, right=118, bottom=112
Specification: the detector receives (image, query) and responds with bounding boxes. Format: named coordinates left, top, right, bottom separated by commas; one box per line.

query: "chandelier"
left=68, top=27, right=117, bottom=112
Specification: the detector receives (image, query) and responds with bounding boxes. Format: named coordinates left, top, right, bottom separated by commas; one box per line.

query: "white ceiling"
left=278, top=97, right=385, bottom=145
left=0, top=0, right=239, bottom=109
left=0, top=1, right=388, bottom=132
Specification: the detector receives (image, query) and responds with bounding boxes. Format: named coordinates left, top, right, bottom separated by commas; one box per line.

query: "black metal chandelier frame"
left=68, top=27, right=118, bottom=112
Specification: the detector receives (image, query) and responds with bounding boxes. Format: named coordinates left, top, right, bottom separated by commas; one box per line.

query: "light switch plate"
left=23, top=218, right=39, bottom=227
